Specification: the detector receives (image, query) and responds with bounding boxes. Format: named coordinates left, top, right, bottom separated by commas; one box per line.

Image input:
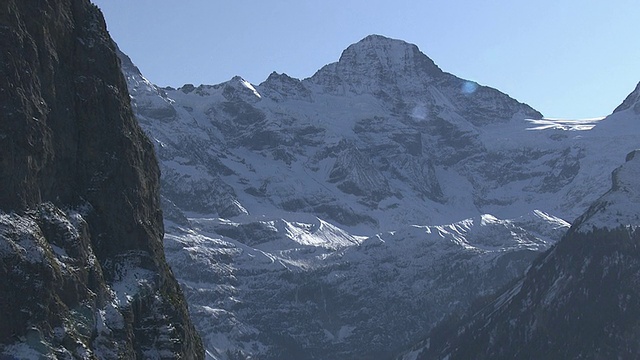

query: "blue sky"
left=93, top=0, right=640, bottom=118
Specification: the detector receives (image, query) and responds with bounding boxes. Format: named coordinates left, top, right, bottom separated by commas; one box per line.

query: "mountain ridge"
left=408, top=150, right=640, bottom=360
left=119, top=34, right=640, bottom=359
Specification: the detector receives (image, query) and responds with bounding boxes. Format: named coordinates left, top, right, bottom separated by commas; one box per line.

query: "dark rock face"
left=415, top=228, right=640, bottom=360
left=0, top=0, right=203, bottom=358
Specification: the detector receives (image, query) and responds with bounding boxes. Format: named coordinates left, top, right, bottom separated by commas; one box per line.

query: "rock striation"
left=0, top=0, right=203, bottom=358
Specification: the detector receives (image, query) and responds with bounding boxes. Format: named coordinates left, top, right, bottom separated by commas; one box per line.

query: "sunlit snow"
left=525, top=117, right=605, bottom=131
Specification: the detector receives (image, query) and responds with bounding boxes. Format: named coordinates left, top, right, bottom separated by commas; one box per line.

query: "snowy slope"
left=123, top=37, right=640, bottom=234
left=409, top=150, right=640, bottom=360
left=117, top=35, right=640, bottom=359
left=573, top=149, right=640, bottom=232
left=163, top=211, right=567, bottom=359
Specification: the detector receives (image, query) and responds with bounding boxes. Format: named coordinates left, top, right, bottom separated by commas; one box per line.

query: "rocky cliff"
left=0, top=0, right=203, bottom=358
left=122, top=35, right=640, bottom=236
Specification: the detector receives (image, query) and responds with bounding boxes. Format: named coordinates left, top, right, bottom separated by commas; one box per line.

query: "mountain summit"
left=118, top=34, right=640, bottom=359
left=122, top=34, right=555, bottom=233
left=308, top=35, right=542, bottom=126
left=310, top=34, right=441, bottom=85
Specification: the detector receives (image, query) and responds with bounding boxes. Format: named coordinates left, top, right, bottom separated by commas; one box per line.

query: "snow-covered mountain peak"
left=307, top=35, right=443, bottom=94
left=335, top=34, right=440, bottom=75
left=115, top=36, right=640, bottom=359
left=304, top=35, right=541, bottom=129
left=218, top=76, right=262, bottom=102
left=262, top=71, right=300, bottom=86
left=259, top=72, right=312, bottom=102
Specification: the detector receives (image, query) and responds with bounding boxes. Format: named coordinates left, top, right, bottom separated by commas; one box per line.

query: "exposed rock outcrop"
left=0, top=0, right=203, bottom=358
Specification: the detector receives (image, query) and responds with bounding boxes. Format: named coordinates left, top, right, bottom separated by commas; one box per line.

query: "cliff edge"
left=0, top=0, right=203, bottom=358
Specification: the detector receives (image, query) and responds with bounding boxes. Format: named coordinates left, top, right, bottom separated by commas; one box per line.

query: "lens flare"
left=461, top=81, right=478, bottom=95
left=411, top=104, right=427, bottom=120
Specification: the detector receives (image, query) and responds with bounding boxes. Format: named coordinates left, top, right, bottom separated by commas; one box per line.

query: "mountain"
left=0, top=1, right=202, bottom=358
left=123, top=34, right=551, bottom=231
left=123, top=35, right=640, bottom=233
left=407, top=149, right=640, bottom=359
left=118, top=34, right=640, bottom=359
left=163, top=211, right=566, bottom=359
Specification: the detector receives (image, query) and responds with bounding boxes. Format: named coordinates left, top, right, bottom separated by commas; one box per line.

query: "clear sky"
left=92, top=0, right=640, bottom=119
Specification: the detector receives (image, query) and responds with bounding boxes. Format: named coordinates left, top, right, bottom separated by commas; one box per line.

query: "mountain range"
left=3, top=0, right=639, bottom=358
left=119, top=34, right=640, bottom=359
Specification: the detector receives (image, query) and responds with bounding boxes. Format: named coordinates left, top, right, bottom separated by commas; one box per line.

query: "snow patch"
left=240, top=78, right=262, bottom=98
left=109, top=260, right=156, bottom=305
left=525, top=117, right=605, bottom=131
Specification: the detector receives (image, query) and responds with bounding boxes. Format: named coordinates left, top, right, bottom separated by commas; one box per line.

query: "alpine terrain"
left=0, top=0, right=203, bottom=358
left=119, top=34, right=640, bottom=358
left=405, top=148, right=640, bottom=359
